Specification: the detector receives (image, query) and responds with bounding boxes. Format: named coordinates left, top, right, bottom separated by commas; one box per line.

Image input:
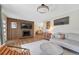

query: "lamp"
left=37, top=4, right=49, bottom=13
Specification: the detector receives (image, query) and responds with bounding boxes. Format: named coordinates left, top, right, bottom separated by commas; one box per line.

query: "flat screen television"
left=54, top=16, right=69, bottom=26
left=21, top=23, right=32, bottom=29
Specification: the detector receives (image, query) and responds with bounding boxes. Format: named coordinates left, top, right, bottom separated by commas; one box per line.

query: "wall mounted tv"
left=21, top=23, right=32, bottom=29
left=54, top=16, right=69, bottom=26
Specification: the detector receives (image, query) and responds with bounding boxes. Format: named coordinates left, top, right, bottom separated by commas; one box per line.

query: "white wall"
left=52, top=9, right=79, bottom=34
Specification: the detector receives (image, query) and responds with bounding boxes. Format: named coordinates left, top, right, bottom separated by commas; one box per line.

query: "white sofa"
left=50, top=33, right=79, bottom=53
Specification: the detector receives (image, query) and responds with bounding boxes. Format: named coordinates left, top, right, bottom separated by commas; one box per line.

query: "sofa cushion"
left=54, top=33, right=65, bottom=39
left=66, top=33, right=79, bottom=41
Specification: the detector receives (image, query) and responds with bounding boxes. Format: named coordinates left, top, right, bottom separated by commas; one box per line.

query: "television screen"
left=54, top=16, right=69, bottom=25
left=21, top=23, right=32, bottom=29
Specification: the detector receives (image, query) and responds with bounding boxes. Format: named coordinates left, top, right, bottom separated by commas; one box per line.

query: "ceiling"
left=2, top=4, right=79, bottom=22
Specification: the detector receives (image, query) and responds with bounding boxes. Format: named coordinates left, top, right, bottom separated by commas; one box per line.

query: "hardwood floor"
left=0, top=45, right=30, bottom=55
left=6, top=34, right=45, bottom=47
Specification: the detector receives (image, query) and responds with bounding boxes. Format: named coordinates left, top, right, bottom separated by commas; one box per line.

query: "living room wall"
left=53, top=9, right=79, bottom=34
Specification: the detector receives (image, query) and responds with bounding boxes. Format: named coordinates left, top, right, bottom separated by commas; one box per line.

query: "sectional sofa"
left=50, top=33, right=79, bottom=53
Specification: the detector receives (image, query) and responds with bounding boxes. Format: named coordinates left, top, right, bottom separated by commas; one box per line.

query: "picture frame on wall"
left=54, top=16, right=69, bottom=26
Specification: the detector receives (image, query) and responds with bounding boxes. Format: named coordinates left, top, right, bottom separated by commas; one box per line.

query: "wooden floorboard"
left=2, top=48, right=10, bottom=55
left=6, top=35, right=45, bottom=47
left=0, top=45, right=30, bottom=55
left=0, top=46, right=7, bottom=55
left=0, top=35, right=45, bottom=55
left=7, top=50, right=12, bottom=55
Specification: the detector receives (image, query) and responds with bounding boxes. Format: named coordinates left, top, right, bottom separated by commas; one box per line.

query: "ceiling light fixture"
left=37, top=4, right=49, bottom=13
